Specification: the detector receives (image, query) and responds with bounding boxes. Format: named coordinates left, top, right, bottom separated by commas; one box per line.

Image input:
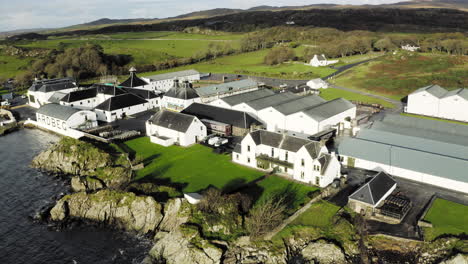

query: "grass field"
left=0, top=54, right=33, bottom=79
left=124, top=137, right=263, bottom=193
left=423, top=198, right=468, bottom=241
left=17, top=37, right=238, bottom=65
left=250, top=175, right=319, bottom=213
left=334, top=52, right=468, bottom=98
left=272, top=200, right=355, bottom=247
left=401, top=113, right=468, bottom=126
left=319, top=88, right=396, bottom=108
left=142, top=48, right=337, bottom=79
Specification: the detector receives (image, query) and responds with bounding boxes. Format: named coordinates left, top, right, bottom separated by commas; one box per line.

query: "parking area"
left=327, top=167, right=468, bottom=239
left=105, top=110, right=156, bottom=134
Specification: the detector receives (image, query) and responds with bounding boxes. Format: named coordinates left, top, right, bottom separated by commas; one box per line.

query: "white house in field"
left=338, top=114, right=468, bottom=194
left=28, top=78, right=78, bottom=108
left=146, top=110, right=207, bottom=147
left=162, top=80, right=201, bottom=112
left=141, top=70, right=201, bottom=92
left=401, top=44, right=420, bottom=52
left=35, top=103, right=97, bottom=137
left=309, top=54, right=338, bottom=67
left=233, top=130, right=341, bottom=187
left=406, top=85, right=468, bottom=122
left=307, top=78, right=329, bottom=89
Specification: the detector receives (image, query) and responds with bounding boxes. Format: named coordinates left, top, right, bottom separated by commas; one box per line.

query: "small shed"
left=307, top=79, right=329, bottom=89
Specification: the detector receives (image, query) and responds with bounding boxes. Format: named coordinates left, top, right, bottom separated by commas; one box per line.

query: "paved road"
left=322, top=59, right=375, bottom=80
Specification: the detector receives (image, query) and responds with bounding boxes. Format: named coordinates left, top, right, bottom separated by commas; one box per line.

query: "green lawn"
left=0, top=54, right=32, bottom=79
left=319, top=88, right=396, bottom=108
left=423, top=198, right=468, bottom=241
left=334, top=53, right=468, bottom=98
left=253, top=175, right=319, bottom=213
left=401, top=113, right=468, bottom=126
left=142, top=48, right=337, bottom=80
left=271, top=201, right=357, bottom=249
left=124, top=137, right=263, bottom=193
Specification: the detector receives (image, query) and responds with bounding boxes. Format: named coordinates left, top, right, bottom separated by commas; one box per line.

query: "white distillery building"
left=211, top=90, right=356, bottom=137
left=146, top=110, right=207, bottom=147
left=338, top=115, right=468, bottom=194
left=162, top=80, right=201, bottom=112
left=406, top=85, right=468, bottom=123
left=94, top=93, right=151, bottom=122
left=195, top=79, right=259, bottom=103
left=28, top=78, right=78, bottom=108
left=309, top=54, right=338, bottom=67
left=119, top=67, right=150, bottom=89
left=141, top=70, right=201, bottom=92
left=35, top=103, right=97, bottom=137
left=233, top=130, right=341, bottom=187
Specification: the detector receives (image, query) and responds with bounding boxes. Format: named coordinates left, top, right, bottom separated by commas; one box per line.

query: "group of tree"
left=264, top=46, right=296, bottom=65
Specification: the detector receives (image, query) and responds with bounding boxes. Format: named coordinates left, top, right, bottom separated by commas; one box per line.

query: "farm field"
left=401, top=113, right=468, bottom=126
left=17, top=37, right=240, bottom=65
left=319, top=88, right=396, bottom=108
left=53, top=31, right=246, bottom=40
left=123, top=137, right=263, bottom=193
left=142, top=48, right=337, bottom=79
left=423, top=198, right=468, bottom=241
left=0, top=55, right=33, bottom=79
left=334, top=52, right=468, bottom=98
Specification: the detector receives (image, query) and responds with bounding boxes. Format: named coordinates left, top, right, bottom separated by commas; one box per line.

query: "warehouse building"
left=195, top=79, right=259, bottom=103
left=338, top=115, right=468, bottom=194
left=141, top=69, right=201, bottom=92
left=181, top=103, right=263, bottom=136
left=28, top=78, right=78, bottom=108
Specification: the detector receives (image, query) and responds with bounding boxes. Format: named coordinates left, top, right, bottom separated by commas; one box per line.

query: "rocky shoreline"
left=31, top=137, right=468, bottom=264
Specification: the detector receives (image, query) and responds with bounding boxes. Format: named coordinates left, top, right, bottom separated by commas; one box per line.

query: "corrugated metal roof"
left=48, top=92, right=67, bottom=103
left=145, top=69, right=200, bottom=82
left=36, top=103, right=80, bottom=120
left=338, top=137, right=468, bottom=184
left=195, top=79, right=258, bottom=97
left=302, top=98, right=355, bottom=121
left=245, top=92, right=298, bottom=110
left=411, top=84, right=447, bottom=98
left=220, top=89, right=275, bottom=106
left=273, top=94, right=326, bottom=115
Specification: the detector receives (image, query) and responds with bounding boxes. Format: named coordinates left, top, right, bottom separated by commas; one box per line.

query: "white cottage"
left=146, top=110, right=207, bottom=147
left=309, top=54, right=338, bottom=67
left=28, top=78, right=78, bottom=108
left=142, top=69, right=201, bottom=92
left=233, top=130, right=341, bottom=187
left=36, top=103, right=97, bottom=137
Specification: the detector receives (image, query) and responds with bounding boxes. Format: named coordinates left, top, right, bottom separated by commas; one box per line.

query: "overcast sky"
left=0, top=0, right=405, bottom=32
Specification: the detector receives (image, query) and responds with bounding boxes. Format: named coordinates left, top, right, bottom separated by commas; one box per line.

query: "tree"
left=374, top=38, right=397, bottom=52
left=264, top=47, right=295, bottom=65
left=246, top=197, right=286, bottom=237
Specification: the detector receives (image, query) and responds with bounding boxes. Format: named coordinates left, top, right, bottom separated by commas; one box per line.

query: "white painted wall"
left=406, top=91, right=440, bottom=117
left=146, top=117, right=207, bottom=147
left=28, top=88, right=77, bottom=108
left=163, top=96, right=201, bottom=112
left=61, top=97, right=100, bottom=110
left=95, top=103, right=151, bottom=122
left=438, top=95, right=468, bottom=122
left=35, top=110, right=97, bottom=137
left=142, top=74, right=201, bottom=92
left=209, top=99, right=232, bottom=109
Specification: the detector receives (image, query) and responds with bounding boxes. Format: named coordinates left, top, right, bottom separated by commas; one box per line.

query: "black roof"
left=148, top=110, right=196, bottom=133
left=349, top=171, right=397, bottom=206
left=123, top=88, right=160, bottom=100
left=181, top=103, right=262, bottom=129
left=61, top=88, right=98, bottom=103
left=95, top=93, right=148, bottom=111
left=119, top=73, right=149, bottom=88
left=29, top=77, right=77, bottom=93
left=165, top=81, right=199, bottom=100
left=249, top=130, right=320, bottom=153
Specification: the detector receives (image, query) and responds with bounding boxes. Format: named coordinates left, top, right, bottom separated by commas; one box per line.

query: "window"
left=301, top=159, right=304, bottom=166
left=236, top=154, right=239, bottom=160
left=271, top=148, right=274, bottom=157
left=80, top=102, right=83, bottom=105
left=247, top=145, right=251, bottom=152
left=285, top=151, right=288, bottom=161
left=300, top=172, right=304, bottom=179
left=313, top=165, right=320, bottom=171
left=248, top=158, right=251, bottom=163
left=315, top=177, right=320, bottom=185
left=201, top=126, right=203, bottom=131
left=88, top=100, right=90, bottom=103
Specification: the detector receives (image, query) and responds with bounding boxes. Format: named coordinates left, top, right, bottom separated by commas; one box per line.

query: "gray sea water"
left=0, top=129, right=151, bottom=264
